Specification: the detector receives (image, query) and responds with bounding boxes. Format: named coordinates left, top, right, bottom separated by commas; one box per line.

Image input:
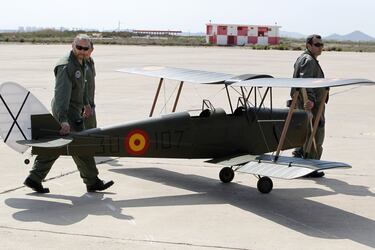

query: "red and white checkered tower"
left=206, top=23, right=281, bottom=46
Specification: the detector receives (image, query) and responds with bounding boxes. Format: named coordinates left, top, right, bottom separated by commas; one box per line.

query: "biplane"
left=0, top=66, right=373, bottom=193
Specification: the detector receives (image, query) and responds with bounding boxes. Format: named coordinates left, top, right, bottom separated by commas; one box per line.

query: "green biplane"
left=0, top=66, right=373, bottom=193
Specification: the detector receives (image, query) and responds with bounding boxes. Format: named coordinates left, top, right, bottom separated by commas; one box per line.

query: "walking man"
left=24, top=34, right=114, bottom=193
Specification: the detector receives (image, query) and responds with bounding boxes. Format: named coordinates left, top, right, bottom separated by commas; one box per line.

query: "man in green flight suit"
left=24, top=34, right=114, bottom=193
left=291, top=34, right=327, bottom=178
left=83, top=41, right=97, bottom=129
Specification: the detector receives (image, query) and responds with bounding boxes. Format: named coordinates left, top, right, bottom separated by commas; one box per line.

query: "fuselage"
left=32, top=107, right=308, bottom=159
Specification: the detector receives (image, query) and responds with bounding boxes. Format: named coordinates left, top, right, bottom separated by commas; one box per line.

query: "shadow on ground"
left=5, top=166, right=374, bottom=248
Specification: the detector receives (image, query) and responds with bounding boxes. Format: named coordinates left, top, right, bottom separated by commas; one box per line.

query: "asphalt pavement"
left=0, top=44, right=374, bottom=249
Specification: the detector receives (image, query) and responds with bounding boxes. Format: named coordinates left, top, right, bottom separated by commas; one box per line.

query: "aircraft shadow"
left=311, top=177, right=375, bottom=197
left=95, top=156, right=122, bottom=167
left=110, top=167, right=375, bottom=248
left=5, top=193, right=134, bottom=226
left=4, top=167, right=374, bottom=248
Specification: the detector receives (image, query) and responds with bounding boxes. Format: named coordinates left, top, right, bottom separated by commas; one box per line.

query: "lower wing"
left=208, top=154, right=351, bottom=179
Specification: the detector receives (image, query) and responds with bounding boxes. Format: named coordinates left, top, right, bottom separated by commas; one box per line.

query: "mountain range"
left=280, top=30, right=375, bottom=42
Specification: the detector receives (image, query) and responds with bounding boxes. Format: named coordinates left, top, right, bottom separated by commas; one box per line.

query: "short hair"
left=73, top=34, right=91, bottom=45
left=306, top=34, right=322, bottom=45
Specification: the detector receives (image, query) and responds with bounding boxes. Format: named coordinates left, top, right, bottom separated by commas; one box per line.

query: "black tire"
left=257, top=177, right=273, bottom=194
left=24, top=159, right=30, bottom=165
left=219, top=167, right=235, bottom=183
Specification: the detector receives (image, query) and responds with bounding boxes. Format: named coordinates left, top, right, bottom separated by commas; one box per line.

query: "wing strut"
left=304, top=88, right=329, bottom=157
left=149, top=78, right=184, bottom=116
left=172, top=81, right=184, bottom=112
left=225, top=84, right=234, bottom=113
left=149, top=78, right=164, bottom=117
left=274, top=88, right=300, bottom=161
left=301, top=89, right=317, bottom=151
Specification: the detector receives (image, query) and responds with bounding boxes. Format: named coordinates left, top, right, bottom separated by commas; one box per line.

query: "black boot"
left=303, top=171, right=325, bottom=178
left=86, top=178, right=114, bottom=192
left=24, top=177, right=50, bottom=193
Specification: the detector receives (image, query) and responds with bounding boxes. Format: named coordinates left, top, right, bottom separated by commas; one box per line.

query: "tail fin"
left=0, top=82, right=60, bottom=153
left=30, top=114, right=61, bottom=139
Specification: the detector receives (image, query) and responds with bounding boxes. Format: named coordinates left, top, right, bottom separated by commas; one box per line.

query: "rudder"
left=0, top=82, right=58, bottom=153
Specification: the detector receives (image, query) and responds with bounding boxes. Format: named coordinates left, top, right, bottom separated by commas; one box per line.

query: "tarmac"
left=0, top=44, right=374, bottom=250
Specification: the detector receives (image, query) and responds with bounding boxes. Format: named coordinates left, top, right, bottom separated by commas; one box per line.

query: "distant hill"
left=280, top=30, right=375, bottom=42
left=0, top=29, right=17, bottom=33
left=325, top=31, right=375, bottom=42
left=280, top=31, right=306, bottom=39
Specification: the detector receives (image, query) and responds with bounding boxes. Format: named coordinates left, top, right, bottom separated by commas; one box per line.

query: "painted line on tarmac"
left=0, top=225, right=250, bottom=250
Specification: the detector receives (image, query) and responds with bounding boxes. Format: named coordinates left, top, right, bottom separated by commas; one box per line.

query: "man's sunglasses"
left=75, top=45, right=90, bottom=51
left=313, top=43, right=324, bottom=48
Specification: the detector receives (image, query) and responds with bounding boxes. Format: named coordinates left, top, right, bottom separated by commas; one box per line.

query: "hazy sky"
left=2, top=0, right=375, bottom=36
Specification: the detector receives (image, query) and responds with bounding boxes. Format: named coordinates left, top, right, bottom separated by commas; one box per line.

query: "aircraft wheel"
left=219, top=167, right=235, bottom=183
left=24, top=159, right=30, bottom=165
left=257, top=177, right=273, bottom=194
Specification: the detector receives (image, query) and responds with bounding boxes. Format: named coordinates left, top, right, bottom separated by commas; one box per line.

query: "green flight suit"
left=28, top=51, right=99, bottom=186
left=291, top=50, right=326, bottom=159
left=83, top=57, right=97, bottom=129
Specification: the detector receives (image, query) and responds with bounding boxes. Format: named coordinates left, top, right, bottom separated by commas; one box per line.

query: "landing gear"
left=257, top=176, right=273, bottom=194
left=219, top=167, right=235, bottom=183
left=24, top=159, right=30, bottom=165
left=218, top=166, right=273, bottom=193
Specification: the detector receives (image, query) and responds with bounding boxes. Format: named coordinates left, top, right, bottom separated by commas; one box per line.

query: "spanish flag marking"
left=125, top=129, right=150, bottom=155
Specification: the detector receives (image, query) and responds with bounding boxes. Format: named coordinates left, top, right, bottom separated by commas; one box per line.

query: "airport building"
left=132, top=29, right=182, bottom=36
left=206, top=23, right=281, bottom=46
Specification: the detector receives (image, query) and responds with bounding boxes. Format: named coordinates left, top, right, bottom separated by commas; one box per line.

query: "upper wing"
left=117, top=66, right=272, bottom=84
left=117, top=66, right=234, bottom=84
left=232, top=78, right=375, bottom=88
left=118, top=66, right=374, bottom=87
left=209, top=154, right=351, bottom=179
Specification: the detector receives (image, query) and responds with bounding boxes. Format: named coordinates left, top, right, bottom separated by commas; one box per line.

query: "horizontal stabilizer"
left=232, top=78, right=375, bottom=88
left=236, top=154, right=351, bottom=179
left=16, top=137, right=73, bottom=148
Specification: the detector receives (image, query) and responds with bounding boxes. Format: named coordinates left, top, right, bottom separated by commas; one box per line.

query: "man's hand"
left=304, top=100, right=314, bottom=110
left=60, top=122, right=70, bottom=135
left=83, top=105, right=92, bottom=118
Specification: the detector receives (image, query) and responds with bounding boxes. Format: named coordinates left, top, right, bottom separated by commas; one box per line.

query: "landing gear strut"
left=257, top=176, right=273, bottom=194
left=219, top=167, right=235, bottom=183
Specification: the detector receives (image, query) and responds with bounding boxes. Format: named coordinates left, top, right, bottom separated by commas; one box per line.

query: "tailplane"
left=0, top=82, right=60, bottom=153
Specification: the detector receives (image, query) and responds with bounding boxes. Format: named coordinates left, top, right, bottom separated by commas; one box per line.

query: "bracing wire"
left=159, top=81, right=180, bottom=115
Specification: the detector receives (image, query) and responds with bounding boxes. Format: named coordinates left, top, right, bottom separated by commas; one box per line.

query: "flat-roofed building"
left=206, top=23, right=281, bottom=46
left=132, top=30, right=182, bottom=36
